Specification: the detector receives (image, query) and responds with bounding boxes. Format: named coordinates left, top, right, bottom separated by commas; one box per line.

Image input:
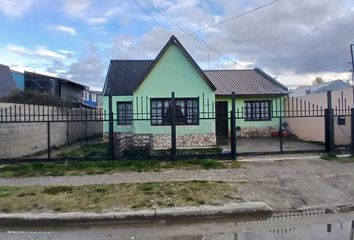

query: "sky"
left=0, top=0, right=353, bottom=90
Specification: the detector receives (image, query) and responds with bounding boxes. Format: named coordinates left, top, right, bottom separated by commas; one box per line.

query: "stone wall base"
left=104, top=132, right=217, bottom=152
left=236, top=127, right=276, bottom=138
left=153, top=133, right=217, bottom=149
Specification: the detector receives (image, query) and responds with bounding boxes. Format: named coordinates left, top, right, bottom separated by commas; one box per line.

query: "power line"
left=178, top=0, right=281, bottom=38
left=134, top=0, right=171, bottom=36
left=142, top=0, right=247, bottom=69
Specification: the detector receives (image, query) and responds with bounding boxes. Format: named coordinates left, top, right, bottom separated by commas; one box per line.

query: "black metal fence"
left=0, top=90, right=352, bottom=163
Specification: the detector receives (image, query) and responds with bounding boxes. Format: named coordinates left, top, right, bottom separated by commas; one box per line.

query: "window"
left=244, top=100, right=271, bottom=121
left=151, top=98, right=199, bottom=125
left=117, top=102, right=133, bottom=125
left=83, top=91, right=89, bottom=101
left=91, top=93, right=97, bottom=102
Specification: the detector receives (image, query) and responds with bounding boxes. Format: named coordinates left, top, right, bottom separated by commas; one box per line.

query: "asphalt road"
left=1, top=212, right=353, bottom=240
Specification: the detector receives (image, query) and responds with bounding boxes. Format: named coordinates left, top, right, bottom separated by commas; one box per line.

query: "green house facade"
left=102, top=36, right=288, bottom=149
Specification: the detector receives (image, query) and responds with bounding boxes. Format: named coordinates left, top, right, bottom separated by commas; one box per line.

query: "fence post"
left=108, top=93, right=115, bottom=159
left=351, top=108, right=354, bottom=154
left=279, top=117, right=283, bottom=152
left=171, top=92, right=176, bottom=160
left=47, top=121, right=51, bottom=160
left=85, top=109, right=88, bottom=143
left=325, top=91, right=334, bottom=153
left=230, top=91, right=237, bottom=160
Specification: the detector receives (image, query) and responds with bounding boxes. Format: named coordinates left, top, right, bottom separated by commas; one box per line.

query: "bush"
left=0, top=90, right=66, bottom=106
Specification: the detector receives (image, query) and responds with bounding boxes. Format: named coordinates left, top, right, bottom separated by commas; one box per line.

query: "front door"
left=215, top=101, right=228, bottom=138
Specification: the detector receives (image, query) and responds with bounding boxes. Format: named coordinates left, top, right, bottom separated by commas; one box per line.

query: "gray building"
left=24, top=71, right=88, bottom=106
left=0, top=64, right=18, bottom=98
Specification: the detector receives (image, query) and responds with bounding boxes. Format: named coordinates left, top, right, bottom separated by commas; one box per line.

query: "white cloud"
left=63, top=0, right=91, bottom=16
left=0, top=0, right=35, bottom=17
left=276, top=71, right=352, bottom=88
left=87, top=17, right=107, bottom=25
left=7, top=44, right=67, bottom=60
left=36, top=47, right=66, bottom=59
left=6, top=44, right=31, bottom=55
left=104, top=6, right=125, bottom=17
left=52, top=25, right=77, bottom=35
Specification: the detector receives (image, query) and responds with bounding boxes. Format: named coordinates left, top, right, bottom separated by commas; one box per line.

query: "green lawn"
left=0, top=159, right=241, bottom=178
left=0, top=181, right=236, bottom=213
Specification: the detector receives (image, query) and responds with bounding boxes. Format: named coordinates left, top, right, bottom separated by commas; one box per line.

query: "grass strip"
left=0, top=181, right=236, bottom=213
left=0, top=159, right=241, bottom=178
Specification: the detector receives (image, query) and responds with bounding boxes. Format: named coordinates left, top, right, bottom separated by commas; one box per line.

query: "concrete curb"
left=238, top=153, right=322, bottom=162
left=0, top=202, right=273, bottom=225
left=297, top=203, right=354, bottom=214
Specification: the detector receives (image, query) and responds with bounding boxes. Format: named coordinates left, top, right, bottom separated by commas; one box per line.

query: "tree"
left=312, top=77, right=324, bottom=86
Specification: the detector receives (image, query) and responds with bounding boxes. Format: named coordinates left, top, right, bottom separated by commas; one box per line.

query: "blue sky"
left=1, top=0, right=353, bottom=90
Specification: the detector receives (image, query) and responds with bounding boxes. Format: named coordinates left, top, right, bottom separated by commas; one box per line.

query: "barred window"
left=151, top=98, right=199, bottom=125
left=117, top=102, right=133, bottom=125
left=244, top=100, right=271, bottom=121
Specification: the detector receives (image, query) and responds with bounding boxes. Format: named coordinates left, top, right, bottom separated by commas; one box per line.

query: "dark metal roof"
left=204, top=68, right=288, bottom=96
left=0, top=64, right=17, bottom=98
left=102, top=60, right=154, bottom=96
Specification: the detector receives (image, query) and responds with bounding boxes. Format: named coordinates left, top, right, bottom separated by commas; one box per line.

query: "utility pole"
left=351, top=44, right=354, bottom=84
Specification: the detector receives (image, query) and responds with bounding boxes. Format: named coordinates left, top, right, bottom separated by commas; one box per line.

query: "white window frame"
left=83, top=91, right=89, bottom=101
left=91, top=93, right=97, bottom=102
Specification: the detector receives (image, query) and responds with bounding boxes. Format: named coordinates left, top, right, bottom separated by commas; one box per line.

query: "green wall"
left=103, top=95, right=133, bottom=133
left=215, top=95, right=285, bottom=131
left=133, top=44, right=215, bottom=135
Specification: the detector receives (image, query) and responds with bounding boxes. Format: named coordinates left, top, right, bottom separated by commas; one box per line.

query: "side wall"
left=11, top=71, right=25, bottom=90
left=0, top=103, right=102, bottom=158
left=286, top=88, right=353, bottom=145
left=60, top=83, right=83, bottom=102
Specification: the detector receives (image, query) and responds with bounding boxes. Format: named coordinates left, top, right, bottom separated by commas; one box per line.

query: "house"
left=82, top=89, right=103, bottom=109
left=290, top=80, right=351, bottom=97
left=0, top=64, right=18, bottom=98
left=102, top=35, right=288, bottom=149
left=24, top=71, right=87, bottom=105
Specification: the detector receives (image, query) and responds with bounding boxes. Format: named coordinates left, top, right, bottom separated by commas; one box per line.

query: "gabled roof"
left=0, top=64, right=17, bottom=98
left=102, top=60, right=153, bottom=96
left=134, top=35, right=216, bottom=92
left=290, top=80, right=351, bottom=97
left=204, top=68, right=288, bottom=96
left=102, top=35, right=216, bottom=96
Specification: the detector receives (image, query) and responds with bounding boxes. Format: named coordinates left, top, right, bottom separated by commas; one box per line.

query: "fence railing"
left=0, top=90, right=353, bottom=163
